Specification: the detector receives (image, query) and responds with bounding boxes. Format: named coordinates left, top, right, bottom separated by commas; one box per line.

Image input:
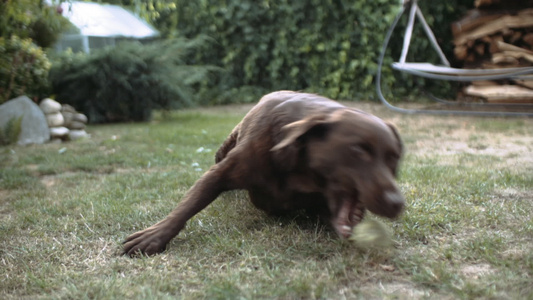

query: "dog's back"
left=216, top=91, right=346, bottom=163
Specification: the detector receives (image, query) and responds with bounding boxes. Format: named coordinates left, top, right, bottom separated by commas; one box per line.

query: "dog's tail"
left=215, top=123, right=240, bottom=163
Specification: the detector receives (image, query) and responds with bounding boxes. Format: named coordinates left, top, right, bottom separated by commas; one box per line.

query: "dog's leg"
left=123, top=161, right=238, bottom=256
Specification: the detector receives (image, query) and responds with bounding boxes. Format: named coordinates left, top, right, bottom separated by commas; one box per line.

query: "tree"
left=99, top=0, right=177, bottom=24
left=0, top=0, right=71, bottom=103
left=0, top=0, right=71, bottom=48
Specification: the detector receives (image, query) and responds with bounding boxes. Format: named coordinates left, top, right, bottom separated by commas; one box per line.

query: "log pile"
left=452, top=0, right=533, bottom=103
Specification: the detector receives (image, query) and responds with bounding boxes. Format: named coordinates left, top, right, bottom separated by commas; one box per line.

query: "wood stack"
left=452, top=0, right=533, bottom=103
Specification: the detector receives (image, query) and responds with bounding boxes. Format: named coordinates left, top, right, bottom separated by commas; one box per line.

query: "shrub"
left=155, top=0, right=471, bottom=102
left=49, top=37, right=218, bottom=123
left=30, top=7, right=75, bottom=49
left=0, top=36, right=51, bottom=104
left=0, top=0, right=72, bottom=48
left=0, top=116, right=22, bottom=146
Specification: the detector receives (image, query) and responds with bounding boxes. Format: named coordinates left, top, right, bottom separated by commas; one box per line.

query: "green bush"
left=0, top=36, right=51, bottom=104
left=156, top=0, right=471, bottom=102
left=49, top=37, right=218, bottom=123
left=0, top=116, right=22, bottom=146
left=30, top=7, right=75, bottom=49
left=0, top=0, right=72, bottom=48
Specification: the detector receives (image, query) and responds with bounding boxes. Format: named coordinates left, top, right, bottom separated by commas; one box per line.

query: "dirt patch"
left=376, top=282, right=431, bottom=299
left=356, top=279, right=455, bottom=299
left=0, top=189, right=9, bottom=201
left=494, top=188, right=531, bottom=200
left=502, top=242, right=532, bottom=260
left=39, top=172, right=84, bottom=188
left=40, top=175, right=58, bottom=188
left=461, top=263, right=495, bottom=279
left=409, top=133, right=532, bottom=171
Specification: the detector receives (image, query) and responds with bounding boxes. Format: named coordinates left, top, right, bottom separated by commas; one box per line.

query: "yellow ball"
left=349, top=218, right=393, bottom=248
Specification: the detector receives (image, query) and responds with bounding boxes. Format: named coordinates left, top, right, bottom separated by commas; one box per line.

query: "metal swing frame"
left=376, top=0, right=533, bottom=117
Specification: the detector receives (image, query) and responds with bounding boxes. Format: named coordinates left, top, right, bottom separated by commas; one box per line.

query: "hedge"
left=0, top=36, right=51, bottom=104
left=157, top=0, right=472, bottom=102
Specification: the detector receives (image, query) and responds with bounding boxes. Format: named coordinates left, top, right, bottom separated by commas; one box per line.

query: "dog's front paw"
left=122, top=226, right=171, bottom=257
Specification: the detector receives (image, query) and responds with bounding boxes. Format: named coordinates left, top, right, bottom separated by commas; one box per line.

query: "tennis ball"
left=349, top=218, right=393, bottom=249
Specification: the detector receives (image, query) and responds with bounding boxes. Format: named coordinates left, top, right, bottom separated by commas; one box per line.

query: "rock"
left=68, top=120, right=86, bottom=130
left=62, top=111, right=75, bottom=127
left=50, top=126, right=69, bottom=138
left=68, top=130, right=89, bottom=140
left=0, top=96, right=49, bottom=145
left=61, top=105, right=88, bottom=128
left=73, top=113, right=88, bottom=124
left=61, top=104, right=77, bottom=113
left=39, top=98, right=62, bottom=114
left=46, top=112, right=64, bottom=127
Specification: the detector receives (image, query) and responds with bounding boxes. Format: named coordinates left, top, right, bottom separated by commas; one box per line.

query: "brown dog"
left=123, top=91, right=404, bottom=256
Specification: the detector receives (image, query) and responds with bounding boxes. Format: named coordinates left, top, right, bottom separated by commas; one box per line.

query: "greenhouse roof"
left=58, top=1, right=159, bottom=38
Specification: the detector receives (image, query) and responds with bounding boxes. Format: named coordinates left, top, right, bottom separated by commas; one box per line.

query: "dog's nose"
left=384, top=190, right=405, bottom=217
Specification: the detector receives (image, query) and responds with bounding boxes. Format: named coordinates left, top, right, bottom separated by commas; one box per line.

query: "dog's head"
left=272, top=109, right=404, bottom=238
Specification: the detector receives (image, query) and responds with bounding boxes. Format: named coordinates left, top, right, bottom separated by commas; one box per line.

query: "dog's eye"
left=350, top=143, right=373, bottom=157
left=387, top=152, right=400, bottom=162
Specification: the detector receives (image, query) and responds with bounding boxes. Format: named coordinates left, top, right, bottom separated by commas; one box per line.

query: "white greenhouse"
left=53, top=1, right=159, bottom=53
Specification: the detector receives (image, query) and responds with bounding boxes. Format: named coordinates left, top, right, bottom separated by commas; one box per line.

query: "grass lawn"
left=1, top=102, right=532, bottom=299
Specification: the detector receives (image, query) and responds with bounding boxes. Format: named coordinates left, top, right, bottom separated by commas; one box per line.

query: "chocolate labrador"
left=123, top=91, right=404, bottom=256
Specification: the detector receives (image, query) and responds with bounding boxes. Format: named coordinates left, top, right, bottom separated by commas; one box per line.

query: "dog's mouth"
left=333, top=197, right=366, bottom=238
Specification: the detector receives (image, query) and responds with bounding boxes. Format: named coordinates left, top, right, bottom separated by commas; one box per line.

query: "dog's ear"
left=386, top=122, right=403, bottom=155
left=271, top=114, right=330, bottom=151
left=270, top=113, right=337, bottom=171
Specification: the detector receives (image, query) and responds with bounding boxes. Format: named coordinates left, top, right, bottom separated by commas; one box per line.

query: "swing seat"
left=392, top=62, right=533, bottom=78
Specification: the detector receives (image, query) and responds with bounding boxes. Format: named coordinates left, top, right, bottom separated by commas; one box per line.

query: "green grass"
left=1, top=103, right=532, bottom=299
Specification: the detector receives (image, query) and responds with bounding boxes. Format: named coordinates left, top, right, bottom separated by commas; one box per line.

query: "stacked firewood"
left=452, top=0, right=533, bottom=103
